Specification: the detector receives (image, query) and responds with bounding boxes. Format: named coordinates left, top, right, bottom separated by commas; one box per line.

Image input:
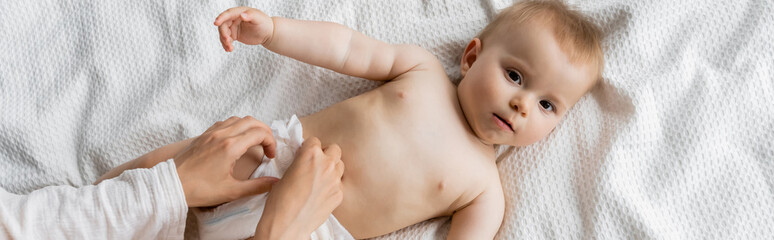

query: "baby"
left=99, top=1, right=603, bottom=239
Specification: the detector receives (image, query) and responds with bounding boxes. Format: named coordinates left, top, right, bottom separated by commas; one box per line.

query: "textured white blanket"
left=1, top=0, right=772, bottom=239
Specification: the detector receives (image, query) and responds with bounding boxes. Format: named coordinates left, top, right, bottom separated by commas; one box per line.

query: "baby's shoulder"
left=441, top=144, right=499, bottom=182
left=393, top=44, right=446, bottom=73
left=383, top=62, right=454, bottom=96
left=439, top=150, right=501, bottom=213
left=389, top=46, right=449, bottom=83
left=461, top=148, right=501, bottom=188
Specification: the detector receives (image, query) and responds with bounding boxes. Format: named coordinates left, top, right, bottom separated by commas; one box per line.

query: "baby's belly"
left=323, top=131, right=470, bottom=239
left=300, top=127, right=448, bottom=237
left=333, top=150, right=446, bottom=238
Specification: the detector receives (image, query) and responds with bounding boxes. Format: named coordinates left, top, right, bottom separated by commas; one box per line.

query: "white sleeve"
left=0, top=159, right=188, bottom=239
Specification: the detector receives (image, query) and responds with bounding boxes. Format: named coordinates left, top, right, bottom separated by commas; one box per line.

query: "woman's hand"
left=253, top=137, right=345, bottom=240
left=174, top=116, right=279, bottom=207
left=214, top=7, right=275, bottom=52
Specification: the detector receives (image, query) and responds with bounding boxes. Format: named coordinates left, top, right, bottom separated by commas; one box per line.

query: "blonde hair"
left=478, top=0, right=604, bottom=80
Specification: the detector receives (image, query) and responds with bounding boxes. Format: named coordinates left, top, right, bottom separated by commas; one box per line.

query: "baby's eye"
left=506, top=69, right=522, bottom=85
left=540, top=100, right=554, bottom=112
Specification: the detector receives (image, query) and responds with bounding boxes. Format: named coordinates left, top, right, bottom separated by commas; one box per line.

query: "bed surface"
left=1, top=0, right=772, bottom=239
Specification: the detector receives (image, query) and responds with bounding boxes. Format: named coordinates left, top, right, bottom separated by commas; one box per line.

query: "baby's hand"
left=214, top=7, right=274, bottom=52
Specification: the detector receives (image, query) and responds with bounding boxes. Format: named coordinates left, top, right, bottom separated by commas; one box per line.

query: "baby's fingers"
left=229, top=18, right=242, bottom=44
left=218, top=22, right=233, bottom=51
left=240, top=12, right=252, bottom=22
left=214, top=6, right=250, bottom=26
left=238, top=8, right=264, bottom=23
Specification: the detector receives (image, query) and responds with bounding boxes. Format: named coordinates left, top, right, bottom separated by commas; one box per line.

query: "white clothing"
left=0, top=159, right=187, bottom=239
left=194, top=115, right=353, bottom=240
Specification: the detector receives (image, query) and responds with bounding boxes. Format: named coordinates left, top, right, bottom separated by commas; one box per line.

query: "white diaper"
left=193, top=115, right=354, bottom=240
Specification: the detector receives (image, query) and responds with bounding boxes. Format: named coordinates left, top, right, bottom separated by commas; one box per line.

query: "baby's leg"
left=94, top=138, right=264, bottom=184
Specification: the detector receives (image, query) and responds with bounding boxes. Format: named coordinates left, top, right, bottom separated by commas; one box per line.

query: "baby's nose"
left=511, top=101, right=528, bottom=117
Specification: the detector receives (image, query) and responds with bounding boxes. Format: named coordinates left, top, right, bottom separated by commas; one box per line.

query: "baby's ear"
left=460, top=38, right=482, bottom=76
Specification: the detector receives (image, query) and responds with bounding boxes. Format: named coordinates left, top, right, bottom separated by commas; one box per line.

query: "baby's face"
left=457, top=19, right=597, bottom=146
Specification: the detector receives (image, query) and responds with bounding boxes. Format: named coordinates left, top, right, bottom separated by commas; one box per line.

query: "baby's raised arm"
left=214, top=7, right=441, bottom=81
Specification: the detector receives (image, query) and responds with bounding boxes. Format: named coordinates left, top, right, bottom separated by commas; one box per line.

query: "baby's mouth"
left=493, top=113, right=514, bottom=131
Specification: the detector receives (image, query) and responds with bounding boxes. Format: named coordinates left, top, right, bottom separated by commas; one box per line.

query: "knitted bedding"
left=1, top=0, right=772, bottom=239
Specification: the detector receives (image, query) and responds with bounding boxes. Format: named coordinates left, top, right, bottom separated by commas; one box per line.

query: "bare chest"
left=299, top=78, right=496, bottom=237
